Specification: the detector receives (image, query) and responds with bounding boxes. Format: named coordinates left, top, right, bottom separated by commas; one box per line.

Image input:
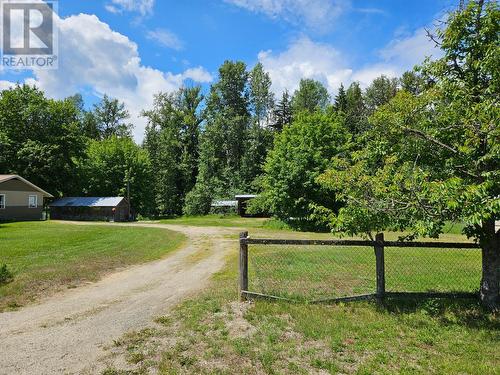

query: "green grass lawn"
left=158, top=214, right=290, bottom=230
left=104, top=221, right=498, bottom=375
left=0, top=221, right=185, bottom=311
left=248, top=244, right=481, bottom=301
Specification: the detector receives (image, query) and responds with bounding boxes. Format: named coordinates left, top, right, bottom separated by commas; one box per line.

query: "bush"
left=0, top=264, right=13, bottom=285
left=258, top=111, right=350, bottom=231
left=183, top=184, right=213, bottom=216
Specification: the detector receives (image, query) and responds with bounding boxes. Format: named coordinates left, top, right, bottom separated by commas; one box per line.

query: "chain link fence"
left=240, top=233, right=481, bottom=303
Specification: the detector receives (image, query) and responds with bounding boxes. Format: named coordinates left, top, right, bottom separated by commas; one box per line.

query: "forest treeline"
left=0, top=63, right=416, bottom=218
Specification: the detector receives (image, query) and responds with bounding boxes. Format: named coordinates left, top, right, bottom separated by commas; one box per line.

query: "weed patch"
left=0, top=263, right=13, bottom=285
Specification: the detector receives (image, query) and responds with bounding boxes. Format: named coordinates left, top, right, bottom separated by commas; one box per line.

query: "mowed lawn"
left=104, top=219, right=499, bottom=375
left=0, top=221, right=185, bottom=311
left=248, top=244, right=481, bottom=301
left=159, top=214, right=287, bottom=230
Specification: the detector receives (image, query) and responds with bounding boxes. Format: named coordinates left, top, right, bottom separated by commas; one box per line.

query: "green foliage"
left=242, top=63, right=275, bottom=186
left=363, top=75, right=399, bottom=114
left=188, top=61, right=274, bottom=214
left=317, top=0, right=499, bottom=304
left=183, top=183, right=213, bottom=216
left=345, top=82, right=368, bottom=134
left=79, top=136, right=154, bottom=215
left=258, top=111, right=350, bottom=230
left=334, top=83, right=347, bottom=112
left=400, top=70, right=426, bottom=95
left=319, top=0, right=499, bottom=239
left=143, top=87, right=203, bottom=216
left=0, top=264, right=13, bottom=285
left=0, top=84, right=86, bottom=196
left=91, top=94, right=133, bottom=139
left=249, top=62, right=275, bottom=127
left=291, top=78, right=330, bottom=113
left=271, top=90, right=292, bottom=132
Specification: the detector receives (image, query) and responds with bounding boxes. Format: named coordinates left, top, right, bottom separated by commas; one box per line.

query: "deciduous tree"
left=291, top=79, right=330, bottom=113
left=318, top=0, right=499, bottom=308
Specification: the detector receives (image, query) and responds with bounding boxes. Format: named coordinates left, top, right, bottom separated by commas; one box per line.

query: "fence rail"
left=239, top=231, right=481, bottom=303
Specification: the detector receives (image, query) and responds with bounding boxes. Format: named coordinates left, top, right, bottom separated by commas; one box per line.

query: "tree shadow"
left=378, top=295, right=499, bottom=330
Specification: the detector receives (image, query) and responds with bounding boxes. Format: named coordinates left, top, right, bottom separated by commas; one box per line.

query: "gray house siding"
left=0, top=206, right=43, bottom=221
left=0, top=175, right=52, bottom=221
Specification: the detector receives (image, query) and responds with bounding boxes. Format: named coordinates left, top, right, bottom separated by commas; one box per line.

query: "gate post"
left=374, top=232, right=386, bottom=300
left=239, top=231, right=249, bottom=301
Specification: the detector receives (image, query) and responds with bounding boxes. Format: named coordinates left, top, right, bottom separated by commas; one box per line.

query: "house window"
left=28, top=195, right=38, bottom=208
left=0, top=194, right=5, bottom=209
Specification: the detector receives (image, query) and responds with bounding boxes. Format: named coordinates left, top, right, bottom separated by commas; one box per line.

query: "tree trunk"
left=480, top=219, right=499, bottom=309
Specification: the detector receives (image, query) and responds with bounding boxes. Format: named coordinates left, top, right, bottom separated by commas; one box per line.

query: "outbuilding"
left=0, top=174, right=53, bottom=221
left=49, top=197, right=131, bottom=222
left=235, top=194, right=258, bottom=217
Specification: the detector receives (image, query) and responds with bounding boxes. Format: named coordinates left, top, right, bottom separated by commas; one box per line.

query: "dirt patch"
left=226, top=301, right=257, bottom=339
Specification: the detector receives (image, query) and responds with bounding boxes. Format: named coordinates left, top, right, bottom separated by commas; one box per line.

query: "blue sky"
left=0, top=0, right=458, bottom=140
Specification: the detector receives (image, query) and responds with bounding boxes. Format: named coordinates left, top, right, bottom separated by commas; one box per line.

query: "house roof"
left=0, top=174, right=53, bottom=197
left=49, top=197, right=126, bottom=207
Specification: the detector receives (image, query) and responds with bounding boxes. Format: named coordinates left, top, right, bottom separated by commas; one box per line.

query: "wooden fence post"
left=374, top=232, right=386, bottom=300
left=239, top=231, right=249, bottom=301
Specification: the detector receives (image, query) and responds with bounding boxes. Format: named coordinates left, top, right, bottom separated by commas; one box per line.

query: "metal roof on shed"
left=211, top=200, right=238, bottom=207
left=49, top=197, right=125, bottom=207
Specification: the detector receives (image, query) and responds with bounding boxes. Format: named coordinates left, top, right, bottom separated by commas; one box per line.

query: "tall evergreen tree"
left=334, top=83, right=347, bottom=112
left=345, top=82, right=367, bottom=134
left=271, top=90, right=292, bottom=132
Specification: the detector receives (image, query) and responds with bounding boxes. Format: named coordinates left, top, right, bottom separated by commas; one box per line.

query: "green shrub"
left=183, top=184, right=213, bottom=216
left=0, top=264, right=13, bottom=285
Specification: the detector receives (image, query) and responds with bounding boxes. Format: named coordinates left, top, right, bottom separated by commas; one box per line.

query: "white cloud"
left=147, top=28, right=183, bottom=50
left=0, top=81, right=16, bottom=91
left=19, top=13, right=212, bottom=142
left=104, top=5, right=121, bottom=14
left=379, top=27, right=441, bottom=68
left=105, top=0, right=155, bottom=16
left=182, top=67, right=213, bottom=83
left=225, top=0, right=349, bottom=31
left=258, top=37, right=352, bottom=96
left=350, top=65, right=399, bottom=87
left=258, top=30, right=440, bottom=96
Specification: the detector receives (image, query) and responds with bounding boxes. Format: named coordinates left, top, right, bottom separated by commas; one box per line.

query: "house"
left=0, top=175, right=53, bottom=221
left=49, top=197, right=131, bottom=222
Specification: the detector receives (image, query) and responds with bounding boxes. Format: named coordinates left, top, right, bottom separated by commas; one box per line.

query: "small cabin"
left=0, top=175, right=53, bottom=221
left=49, top=197, right=131, bottom=222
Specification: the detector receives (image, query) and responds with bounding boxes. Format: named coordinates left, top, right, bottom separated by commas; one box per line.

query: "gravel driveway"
left=0, top=223, right=238, bottom=375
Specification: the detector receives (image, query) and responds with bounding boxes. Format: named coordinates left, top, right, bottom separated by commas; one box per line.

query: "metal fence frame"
left=239, top=231, right=481, bottom=303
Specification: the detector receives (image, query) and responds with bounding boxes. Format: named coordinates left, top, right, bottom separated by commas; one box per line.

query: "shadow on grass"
left=378, top=295, right=499, bottom=330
